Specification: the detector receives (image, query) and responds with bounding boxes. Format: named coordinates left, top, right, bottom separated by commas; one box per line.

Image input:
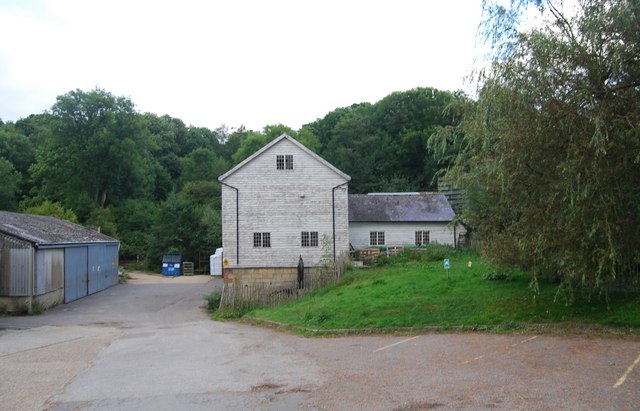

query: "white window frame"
left=415, top=231, right=430, bottom=246
left=301, top=231, right=319, bottom=247
left=369, top=231, right=385, bottom=246
left=253, top=232, right=271, bottom=248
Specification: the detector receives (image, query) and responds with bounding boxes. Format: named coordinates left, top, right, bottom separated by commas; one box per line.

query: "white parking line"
left=461, top=355, right=485, bottom=365
left=461, top=336, right=538, bottom=365
left=373, top=336, right=419, bottom=353
left=613, top=353, right=640, bottom=388
left=511, top=336, right=537, bottom=347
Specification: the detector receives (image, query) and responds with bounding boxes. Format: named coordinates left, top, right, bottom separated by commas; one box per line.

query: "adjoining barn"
left=0, top=211, right=119, bottom=312
left=348, top=193, right=465, bottom=251
left=218, top=133, right=350, bottom=287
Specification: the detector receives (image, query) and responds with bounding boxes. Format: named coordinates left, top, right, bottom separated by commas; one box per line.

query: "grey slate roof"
left=0, top=211, right=118, bottom=245
left=348, top=193, right=455, bottom=222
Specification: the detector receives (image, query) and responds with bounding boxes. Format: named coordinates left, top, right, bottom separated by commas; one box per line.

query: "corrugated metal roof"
left=0, top=211, right=118, bottom=246
left=348, top=193, right=455, bottom=222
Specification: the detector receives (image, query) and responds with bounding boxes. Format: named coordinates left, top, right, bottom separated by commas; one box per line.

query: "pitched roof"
left=348, top=193, right=455, bottom=222
left=0, top=211, right=118, bottom=245
left=218, top=133, right=350, bottom=182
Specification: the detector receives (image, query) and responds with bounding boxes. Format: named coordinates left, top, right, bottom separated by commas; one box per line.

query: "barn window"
left=253, top=232, right=271, bottom=247
left=276, top=154, right=294, bottom=170
left=301, top=231, right=319, bottom=247
left=369, top=231, right=385, bottom=246
left=415, top=231, right=430, bottom=246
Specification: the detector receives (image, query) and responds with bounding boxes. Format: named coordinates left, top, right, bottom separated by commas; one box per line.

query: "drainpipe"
left=219, top=181, right=240, bottom=265
left=331, top=181, right=349, bottom=263
left=453, top=224, right=457, bottom=248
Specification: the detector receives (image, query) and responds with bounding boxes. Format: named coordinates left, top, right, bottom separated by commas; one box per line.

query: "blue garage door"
left=88, top=244, right=119, bottom=294
left=64, top=247, right=88, bottom=303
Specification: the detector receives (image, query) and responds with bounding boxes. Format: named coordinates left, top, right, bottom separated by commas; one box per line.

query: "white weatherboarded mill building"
left=218, top=134, right=350, bottom=286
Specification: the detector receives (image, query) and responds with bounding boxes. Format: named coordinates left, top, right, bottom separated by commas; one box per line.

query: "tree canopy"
left=440, top=0, right=640, bottom=292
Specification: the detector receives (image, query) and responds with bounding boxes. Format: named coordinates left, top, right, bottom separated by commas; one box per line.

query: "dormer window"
left=276, top=155, right=294, bottom=170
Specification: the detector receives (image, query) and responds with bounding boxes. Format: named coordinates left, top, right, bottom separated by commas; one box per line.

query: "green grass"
left=250, top=252, right=640, bottom=333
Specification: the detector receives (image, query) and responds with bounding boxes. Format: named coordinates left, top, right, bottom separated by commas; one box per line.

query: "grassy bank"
left=250, top=252, right=640, bottom=333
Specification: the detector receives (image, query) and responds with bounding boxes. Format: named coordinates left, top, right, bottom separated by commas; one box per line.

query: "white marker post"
left=444, top=258, right=450, bottom=279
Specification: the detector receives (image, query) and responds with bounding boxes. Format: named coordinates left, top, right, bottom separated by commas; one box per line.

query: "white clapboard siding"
left=220, top=135, right=350, bottom=269
left=349, top=221, right=464, bottom=249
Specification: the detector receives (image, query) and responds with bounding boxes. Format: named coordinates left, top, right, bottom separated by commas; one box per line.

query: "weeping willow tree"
left=436, top=0, right=640, bottom=293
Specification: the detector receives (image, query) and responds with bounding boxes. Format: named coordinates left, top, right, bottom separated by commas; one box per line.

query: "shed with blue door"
left=0, top=211, right=119, bottom=313
left=162, top=253, right=182, bottom=276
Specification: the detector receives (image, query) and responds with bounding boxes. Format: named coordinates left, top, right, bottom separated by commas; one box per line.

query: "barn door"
left=88, top=245, right=102, bottom=295
left=64, top=247, right=88, bottom=303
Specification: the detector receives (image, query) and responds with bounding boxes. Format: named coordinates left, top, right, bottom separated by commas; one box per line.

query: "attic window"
left=276, top=154, right=293, bottom=170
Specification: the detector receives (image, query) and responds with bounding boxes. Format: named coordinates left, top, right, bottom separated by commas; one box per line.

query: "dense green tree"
left=30, top=88, right=154, bottom=213
left=0, top=157, right=21, bottom=211
left=217, top=126, right=247, bottom=162
left=85, top=207, right=118, bottom=237
left=0, top=123, right=35, bottom=176
left=445, top=0, right=640, bottom=291
left=179, top=148, right=229, bottom=187
left=23, top=200, right=78, bottom=222
left=114, top=199, right=159, bottom=258
left=146, top=192, right=214, bottom=269
left=309, top=88, right=459, bottom=193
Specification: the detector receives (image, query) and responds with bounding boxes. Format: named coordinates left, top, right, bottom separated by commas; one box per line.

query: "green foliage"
left=308, top=87, right=459, bottom=193
left=179, top=148, right=228, bottom=188
left=85, top=207, right=118, bottom=237
left=0, top=157, right=21, bottom=211
left=0, top=122, right=35, bottom=176
left=23, top=200, right=78, bottom=222
left=205, top=291, right=222, bottom=312
left=114, top=199, right=158, bottom=258
left=31, top=88, right=155, bottom=209
left=482, top=270, right=513, bottom=281
left=145, top=192, right=216, bottom=269
left=31, top=301, right=45, bottom=315
left=446, top=0, right=640, bottom=291
left=421, top=244, right=458, bottom=262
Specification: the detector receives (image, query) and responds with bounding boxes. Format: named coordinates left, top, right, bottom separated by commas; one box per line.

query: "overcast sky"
left=0, top=0, right=485, bottom=131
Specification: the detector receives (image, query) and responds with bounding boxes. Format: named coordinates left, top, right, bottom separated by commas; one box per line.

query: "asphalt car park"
left=1, top=273, right=638, bottom=410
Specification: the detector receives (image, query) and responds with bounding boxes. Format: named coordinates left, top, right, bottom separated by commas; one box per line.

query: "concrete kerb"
left=242, top=316, right=640, bottom=338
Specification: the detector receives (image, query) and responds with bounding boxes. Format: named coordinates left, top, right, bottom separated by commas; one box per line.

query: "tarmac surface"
left=1, top=272, right=639, bottom=410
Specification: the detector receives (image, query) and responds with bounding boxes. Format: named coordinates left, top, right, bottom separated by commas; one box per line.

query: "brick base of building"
left=223, top=266, right=320, bottom=287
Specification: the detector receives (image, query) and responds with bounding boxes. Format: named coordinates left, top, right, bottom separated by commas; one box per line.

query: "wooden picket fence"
left=219, top=260, right=346, bottom=310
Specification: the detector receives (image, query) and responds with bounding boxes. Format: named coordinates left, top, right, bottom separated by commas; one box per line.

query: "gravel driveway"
left=1, top=272, right=638, bottom=410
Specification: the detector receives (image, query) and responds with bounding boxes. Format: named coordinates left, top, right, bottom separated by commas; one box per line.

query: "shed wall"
left=35, top=248, right=64, bottom=295
left=0, top=233, right=34, bottom=297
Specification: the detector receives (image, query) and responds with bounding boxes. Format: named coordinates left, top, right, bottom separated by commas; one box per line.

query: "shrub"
left=205, top=291, right=222, bottom=312
left=483, top=270, right=513, bottom=281
left=422, top=243, right=457, bottom=261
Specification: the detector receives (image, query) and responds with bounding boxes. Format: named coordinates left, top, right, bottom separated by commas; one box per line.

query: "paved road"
left=1, top=273, right=639, bottom=410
